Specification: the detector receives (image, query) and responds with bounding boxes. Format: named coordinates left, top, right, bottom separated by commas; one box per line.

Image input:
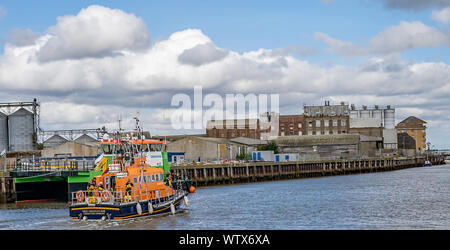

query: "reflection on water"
left=1, top=165, right=449, bottom=230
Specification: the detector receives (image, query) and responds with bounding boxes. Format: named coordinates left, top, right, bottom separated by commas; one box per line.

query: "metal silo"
left=8, top=108, right=35, bottom=151
left=384, top=107, right=395, bottom=129
left=360, top=106, right=370, bottom=118
left=0, top=112, right=8, bottom=152
left=372, top=109, right=383, bottom=126
left=349, top=110, right=359, bottom=119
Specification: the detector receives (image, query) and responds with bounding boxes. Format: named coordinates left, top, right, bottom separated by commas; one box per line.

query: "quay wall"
left=0, top=155, right=446, bottom=203
left=172, top=155, right=445, bottom=187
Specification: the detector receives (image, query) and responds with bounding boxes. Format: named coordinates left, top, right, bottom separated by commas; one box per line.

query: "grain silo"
left=372, top=108, right=383, bottom=126
left=384, top=106, right=395, bottom=129
left=8, top=108, right=35, bottom=151
left=360, top=106, right=371, bottom=118
left=0, top=112, right=8, bottom=152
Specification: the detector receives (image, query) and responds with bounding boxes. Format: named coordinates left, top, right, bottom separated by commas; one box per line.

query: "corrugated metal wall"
left=0, top=112, right=8, bottom=152
left=8, top=108, right=34, bottom=151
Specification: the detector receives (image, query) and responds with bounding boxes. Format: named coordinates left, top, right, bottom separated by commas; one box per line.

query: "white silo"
left=384, top=107, right=395, bottom=129
left=372, top=108, right=383, bottom=126
left=360, top=106, right=370, bottom=118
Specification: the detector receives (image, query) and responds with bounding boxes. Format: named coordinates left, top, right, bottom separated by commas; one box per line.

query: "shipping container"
left=252, top=151, right=274, bottom=161
left=275, top=153, right=300, bottom=162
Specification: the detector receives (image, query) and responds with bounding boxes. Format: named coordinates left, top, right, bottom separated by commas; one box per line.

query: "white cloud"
left=369, top=21, right=449, bottom=53
left=178, top=42, right=229, bottom=66
left=375, top=0, right=450, bottom=10
left=37, top=5, right=150, bottom=62
left=432, top=7, right=450, bottom=24
left=1, top=5, right=450, bottom=146
left=314, top=32, right=368, bottom=56
left=316, top=21, right=449, bottom=56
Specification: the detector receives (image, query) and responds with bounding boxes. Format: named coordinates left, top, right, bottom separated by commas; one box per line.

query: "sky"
left=0, top=0, right=449, bottom=148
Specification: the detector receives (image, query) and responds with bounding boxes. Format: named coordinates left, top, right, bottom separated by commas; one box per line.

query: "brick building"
left=395, top=116, right=427, bottom=152
left=279, top=115, right=305, bottom=136
left=206, top=119, right=261, bottom=139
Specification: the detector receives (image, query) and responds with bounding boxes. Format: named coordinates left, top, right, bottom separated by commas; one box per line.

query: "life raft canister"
left=101, top=190, right=111, bottom=202
left=76, top=191, right=85, bottom=202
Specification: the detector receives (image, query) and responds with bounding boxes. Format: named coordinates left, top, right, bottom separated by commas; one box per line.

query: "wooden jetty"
left=172, top=155, right=446, bottom=187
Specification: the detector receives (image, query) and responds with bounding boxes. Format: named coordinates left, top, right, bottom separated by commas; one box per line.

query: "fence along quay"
left=0, top=154, right=445, bottom=203
left=171, top=155, right=445, bottom=187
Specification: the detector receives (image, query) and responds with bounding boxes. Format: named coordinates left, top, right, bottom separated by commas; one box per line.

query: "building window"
left=317, top=131, right=321, bottom=135
left=298, top=123, right=302, bottom=128
left=324, top=130, right=329, bottom=135
left=281, top=132, right=285, bottom=136
left=333, top=130, right=338, bottom=134
left=341, top=120, right=346, bottom=126
left=316, top=120, right=321, bottom=127
left=298, top=131, right=302, bottom=135
left=324, top=120, right=329, bottom=127
left=308, top=131, right=313, bottom=135
left=308, top=121, right=313, bottom=127
left=333, top=120, right=338, bottom=126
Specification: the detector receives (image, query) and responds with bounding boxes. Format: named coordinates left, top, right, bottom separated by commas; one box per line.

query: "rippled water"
left=1, top=165, right=449, bottom=230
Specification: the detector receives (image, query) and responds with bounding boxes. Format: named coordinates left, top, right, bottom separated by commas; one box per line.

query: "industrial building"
left=303, top=101, right=350, bottom=136
left=206, top=119, right=261, bottom=139
left=349, top=104, right=397, bottom=150
left=43, top=134, right=68, bottom=148
left=395, top=116, right=427, bottom=153
left=274, top=134, right=359, bottom=160
left=167, top=136, right=243, bottom=162
left=279, top=115, right=304, bottom=136
left=41, top=141, right=98, bottom=158
left=166, top=135, right=268, bottom=162
left=397, top=132, right=416, bottom=156
left=274, top=134, right=382, bottom=160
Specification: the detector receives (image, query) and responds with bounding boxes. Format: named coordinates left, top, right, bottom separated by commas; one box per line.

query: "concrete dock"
left=0, top=154, right=445, bottom=203
left=172, top=155, right=445, bottom=187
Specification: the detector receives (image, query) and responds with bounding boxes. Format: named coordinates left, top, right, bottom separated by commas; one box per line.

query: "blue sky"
left=1, top=0, right=446, bottom=62
left=0, top=0, right=449, bottom=148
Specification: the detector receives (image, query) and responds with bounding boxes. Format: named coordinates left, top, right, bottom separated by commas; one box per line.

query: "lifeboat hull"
left=70, top=194, right=186, bottom=220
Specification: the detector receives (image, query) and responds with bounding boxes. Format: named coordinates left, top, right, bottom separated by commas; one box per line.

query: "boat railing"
left=70, top=184, right=186, bottom=206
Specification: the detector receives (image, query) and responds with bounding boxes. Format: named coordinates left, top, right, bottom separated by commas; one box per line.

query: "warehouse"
left=167, top=136, right=246, bottom=162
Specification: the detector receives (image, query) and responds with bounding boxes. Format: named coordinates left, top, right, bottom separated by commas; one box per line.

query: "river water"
left=1, top=164, right=449, bottom=230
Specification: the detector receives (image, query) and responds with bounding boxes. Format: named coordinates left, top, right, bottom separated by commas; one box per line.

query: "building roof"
left=152, top=134, right=206, bottom=142
left=43, top=134, right=68, bottom=147
left=74, top=134, right=97, bottom=142
left=397, top=116, right=427, bottom=126
left=191, top=136, right=236, bottom=144
left=9, top=107, right=33, bottom=116
left=274, top=134, right=359, bottom=146
left=230, top=137, right=268, bottom=146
